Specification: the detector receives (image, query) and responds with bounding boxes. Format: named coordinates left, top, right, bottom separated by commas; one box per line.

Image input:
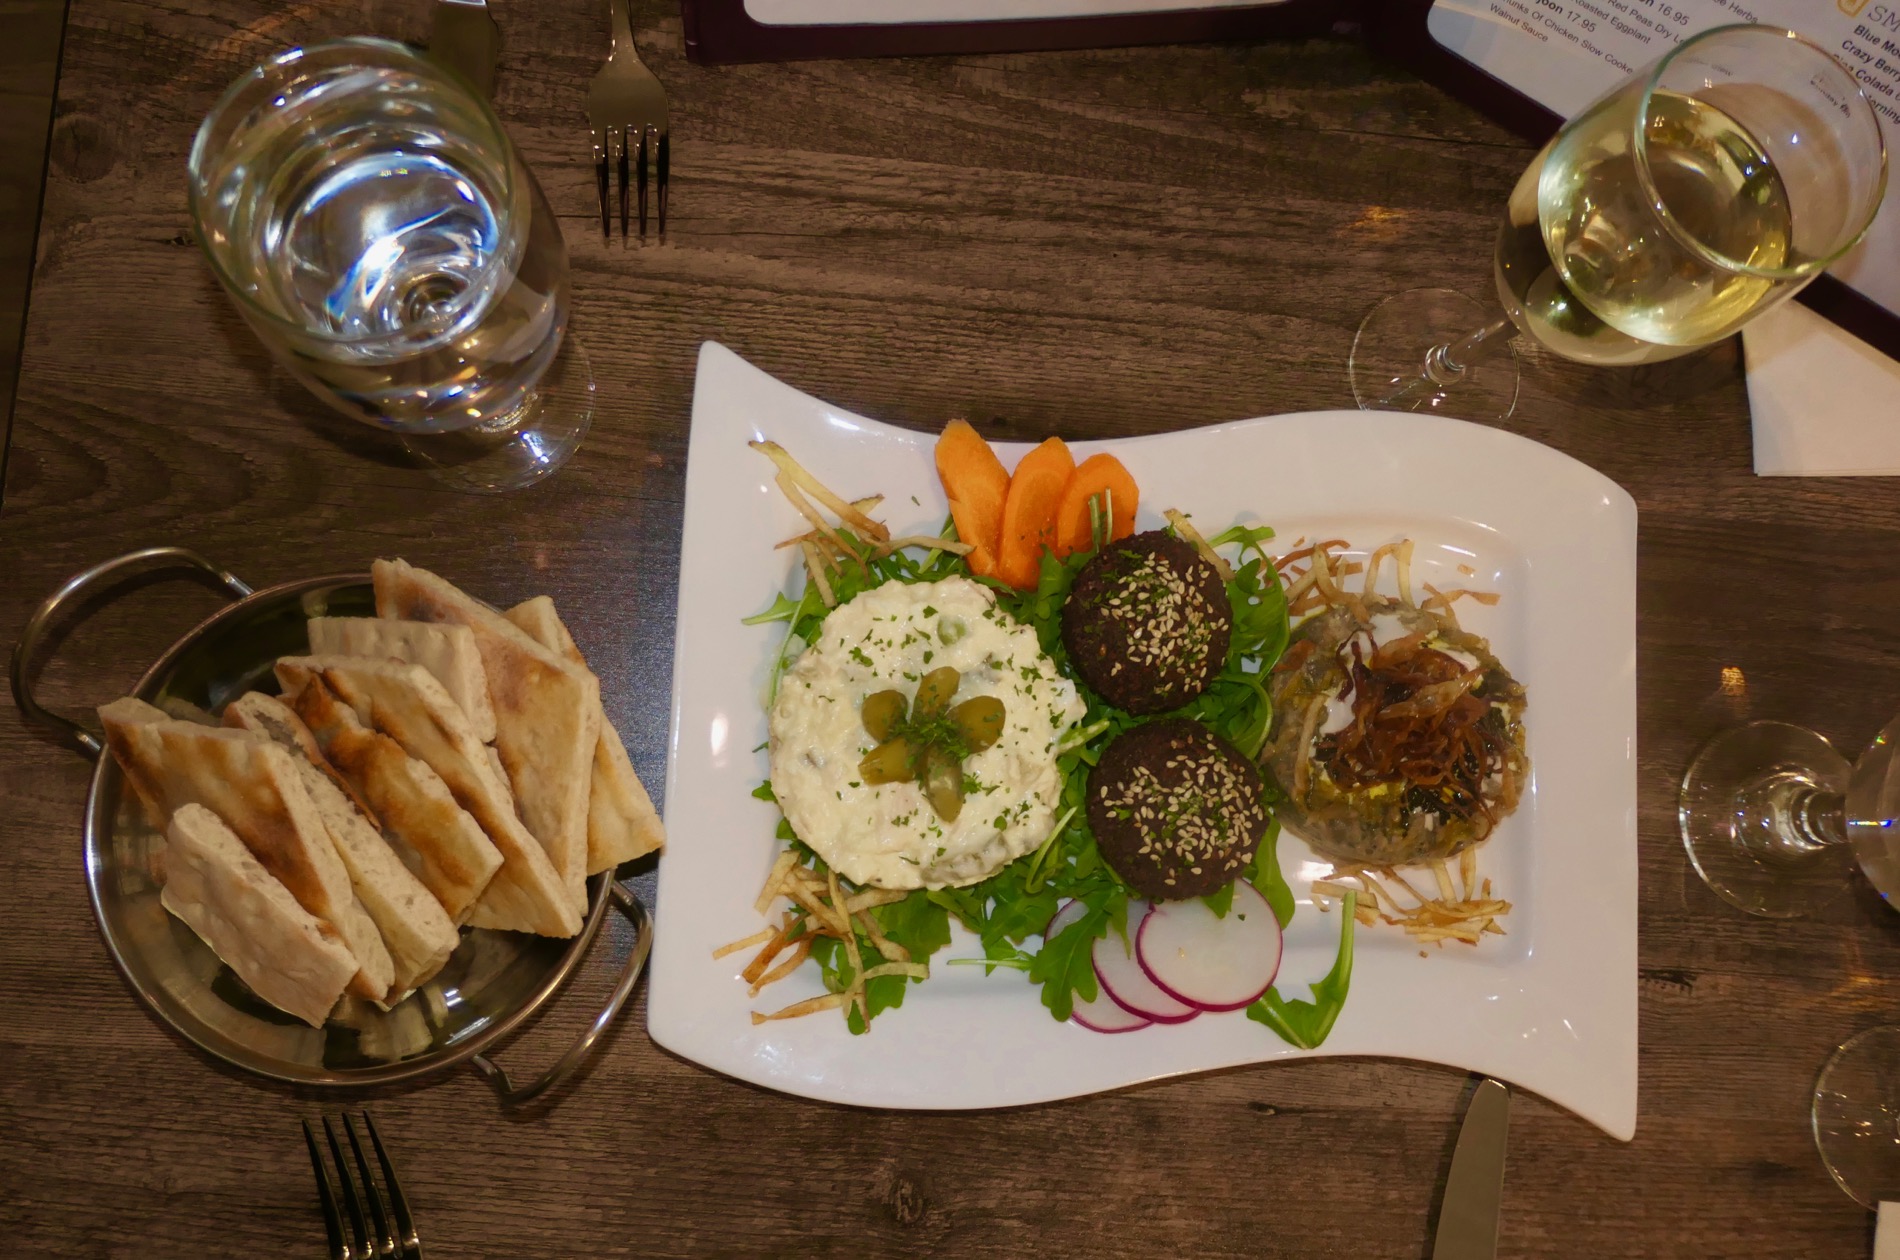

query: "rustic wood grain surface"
left=4, top=1, right=1898, bottom=1256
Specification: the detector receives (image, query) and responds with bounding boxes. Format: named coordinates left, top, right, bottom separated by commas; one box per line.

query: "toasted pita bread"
left=99, top=697, right=394, bottom=1001
left=278, top=656, right=580, bottom=938
left=224, top=693, right=460, bottom=994
left=223, top=691, right=378, bottom=822
left=286, top=678, right=502, bottom=924
left=505, top=596, right=665, bottom=872
left=161, top=803, right=359, bottom=1028
left=308, top=616, right=497, bottom=744
left=372, top=560, right=597, bottom=916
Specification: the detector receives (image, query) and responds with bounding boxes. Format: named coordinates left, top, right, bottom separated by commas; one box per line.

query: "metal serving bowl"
left=10, top=547, right=650, bottom=1104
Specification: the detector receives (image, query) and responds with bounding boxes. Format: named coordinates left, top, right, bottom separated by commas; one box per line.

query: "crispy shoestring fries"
left=1163, top=509, right=1235, bottom=583
left=1310, top=858, right=1512, bottom=949
left=717, top=857, right=933, bottom=1025
left=751, top=440, right=891, bottom=542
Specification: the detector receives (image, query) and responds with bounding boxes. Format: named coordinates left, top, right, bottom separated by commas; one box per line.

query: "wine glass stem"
left=1742, top=779, right=1848, bottom=860
left=1374, top=315, right=1519, bottom=409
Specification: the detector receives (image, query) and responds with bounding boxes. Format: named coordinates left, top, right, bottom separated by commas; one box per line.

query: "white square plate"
left=650, top=342, right=1638, bottom=1140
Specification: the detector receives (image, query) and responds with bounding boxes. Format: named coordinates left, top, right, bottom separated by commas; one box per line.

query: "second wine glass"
left=1350, top=24, right=1888, bottom=418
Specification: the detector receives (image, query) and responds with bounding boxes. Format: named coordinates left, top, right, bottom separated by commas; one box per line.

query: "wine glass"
left=187, top=37, right=592, bottom=493
left=1679, top=711, right=1900, bottom=920
left=1814, top=1025, right=1900, bottom=1216
left=1349, top=24, right=1888, bottom=418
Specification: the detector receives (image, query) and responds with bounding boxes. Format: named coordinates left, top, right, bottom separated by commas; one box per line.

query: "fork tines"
left=303, top=1113, right=422, bottom=1260
left=592, top=124, right=668, bottom=245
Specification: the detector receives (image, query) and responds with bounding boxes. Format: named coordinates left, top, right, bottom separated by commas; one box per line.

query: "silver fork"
left=303, top=1114, right=423, bottom=1260
left=586, top=0, right=670, bottom=243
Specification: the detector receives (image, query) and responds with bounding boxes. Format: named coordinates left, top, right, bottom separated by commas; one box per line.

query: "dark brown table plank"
left=4, top=3, right=1898, bottom=1256
left=0, top=0, right=67, bottom=469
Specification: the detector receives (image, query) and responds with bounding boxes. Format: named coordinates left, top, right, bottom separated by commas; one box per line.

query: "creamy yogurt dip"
left=769, top=576, right=1086, bottom=889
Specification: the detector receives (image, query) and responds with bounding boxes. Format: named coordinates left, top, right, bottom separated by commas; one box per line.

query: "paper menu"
left=744, top=0, right=1287, bottom=26
left=1424, top=0, right=1900, bottom=321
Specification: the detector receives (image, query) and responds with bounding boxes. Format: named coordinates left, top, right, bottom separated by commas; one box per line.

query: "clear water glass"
left=188, top=37, right=591, bottom=492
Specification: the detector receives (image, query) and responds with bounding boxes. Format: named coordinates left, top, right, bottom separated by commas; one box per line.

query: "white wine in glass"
left=1351, top=24, right=1888, bottom=416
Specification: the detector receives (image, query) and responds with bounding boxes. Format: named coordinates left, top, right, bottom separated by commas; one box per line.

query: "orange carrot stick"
left=934, top=419, right=1010, bottom=578
left=995, top=437, right=1074, bottom=590
left=1052, top=452, right=1139, bottom=558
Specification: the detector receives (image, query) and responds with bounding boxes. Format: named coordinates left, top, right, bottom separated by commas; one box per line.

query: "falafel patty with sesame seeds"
left=1087, top=718, right=1268, bottom=900
left=1060, top=530, right=1233, bottom=715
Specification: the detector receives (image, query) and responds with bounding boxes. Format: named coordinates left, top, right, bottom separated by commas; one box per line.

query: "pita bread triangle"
left=224, top=693, right=461, bottom=994
left=504, top=596, right=665, bottom=872
left=371, top=560, right=597, bottom=918
left=286, top=676, right=502, bottom=925
left=277, top=656, right=581, bottom=938
left=98, top=697, right=395, bottom=1001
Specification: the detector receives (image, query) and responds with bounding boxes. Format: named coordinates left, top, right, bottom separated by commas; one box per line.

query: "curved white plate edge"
left=652, top=341, right=1640, bottom=1141
left=692, top=339, right=1643, bottom=518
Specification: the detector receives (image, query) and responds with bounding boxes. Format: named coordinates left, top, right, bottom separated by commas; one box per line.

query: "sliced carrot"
left=995, top=437, right=1075, bottom=590
left=934, top=419, right=1010, bottom=578
left=1052, top=452, right=1139, bottom=558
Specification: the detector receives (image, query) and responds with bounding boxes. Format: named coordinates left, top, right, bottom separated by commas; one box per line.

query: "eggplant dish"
left=1263, top=597, right=1528, bottom=868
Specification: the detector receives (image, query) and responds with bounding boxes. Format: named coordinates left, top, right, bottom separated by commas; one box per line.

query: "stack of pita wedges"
left=100, top=560, right=664, bottom=1029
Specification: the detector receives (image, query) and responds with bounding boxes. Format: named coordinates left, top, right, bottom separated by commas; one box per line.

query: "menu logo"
left=1840, top=0, right=1870, bottom=14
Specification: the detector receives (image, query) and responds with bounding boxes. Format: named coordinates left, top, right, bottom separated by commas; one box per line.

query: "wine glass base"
left=1814, top=1025, right=1900, bottom=1210
left=1349, top=289, right=1520, bottom=419
left=1679, top=720, right=1854, bottom=919
left=403, top=338, right=596, bottom=494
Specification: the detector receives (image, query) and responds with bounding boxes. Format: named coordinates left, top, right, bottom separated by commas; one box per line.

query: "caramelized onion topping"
left=1314, top=635, right=1510, bottom=826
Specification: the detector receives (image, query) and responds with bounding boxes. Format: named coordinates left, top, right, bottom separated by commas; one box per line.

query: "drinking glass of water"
left=188, top=37, right=590, bottom=492
left=1349, top=24, right=1888, bottom=418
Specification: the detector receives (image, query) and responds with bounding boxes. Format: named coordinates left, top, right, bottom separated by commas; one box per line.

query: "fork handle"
left=607, top=0, right=637, bottom=56
left=470, top=882, right=652, bottom=1108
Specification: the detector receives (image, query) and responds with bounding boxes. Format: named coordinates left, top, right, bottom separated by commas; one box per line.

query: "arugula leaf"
left=1201, top=882, right=1236, bottom=919
left=1027, top=905, right=1106, bottom=1021
left=1247, top=891, right=1356, bottom=1050
left=874, top=892, right=952, bottom=961
left=1246, top=816, right=1295, bottom=929
left=741, top=591, right=807, bottom=626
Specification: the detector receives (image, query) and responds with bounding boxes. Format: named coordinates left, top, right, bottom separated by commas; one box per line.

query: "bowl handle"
left=10, top=547, right=255, bottom=759
left=470, top=882, right=653, bottom=1109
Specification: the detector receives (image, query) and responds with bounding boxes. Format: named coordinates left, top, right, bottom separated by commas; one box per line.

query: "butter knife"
left=1430, top=1077, right=1512, bottom=1260
left=430, top=0, right=500, bottom=101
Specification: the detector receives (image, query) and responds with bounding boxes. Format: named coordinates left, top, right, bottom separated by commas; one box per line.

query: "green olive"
left=949, top=696, right=1006, bottom=754
left=859, top=737, right=917, bottom=785
left=913, top=666, right=961, bottom=719
left=860, top=689, right=909, bottom=743
left=920, top=744, right=965, bottom=823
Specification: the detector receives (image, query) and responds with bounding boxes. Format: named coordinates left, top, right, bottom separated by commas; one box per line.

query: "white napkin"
left=1745, top=301, right=1900, bottom=477
left=1877, top=1201, right=1900, bottom=1260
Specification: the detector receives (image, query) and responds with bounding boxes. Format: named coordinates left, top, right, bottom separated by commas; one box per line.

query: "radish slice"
left=1093, top=902, right=1198, bottom=1024
left=1136, top=882, right=1283, bottom=1012
left=1046, top=900, right=1151, bottom=1034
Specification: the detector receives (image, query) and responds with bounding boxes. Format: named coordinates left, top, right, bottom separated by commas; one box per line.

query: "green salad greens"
left=745, top=510, right=1356, bottom=1043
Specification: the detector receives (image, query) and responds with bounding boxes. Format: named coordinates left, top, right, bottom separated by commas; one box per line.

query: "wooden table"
left=4, top=2, right=1896, bottom=1256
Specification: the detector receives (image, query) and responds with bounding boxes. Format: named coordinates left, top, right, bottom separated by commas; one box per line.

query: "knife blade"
left=1431, top=1077, right=1512, bottom=1260
left=430, top=0, right=501, bottom=101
